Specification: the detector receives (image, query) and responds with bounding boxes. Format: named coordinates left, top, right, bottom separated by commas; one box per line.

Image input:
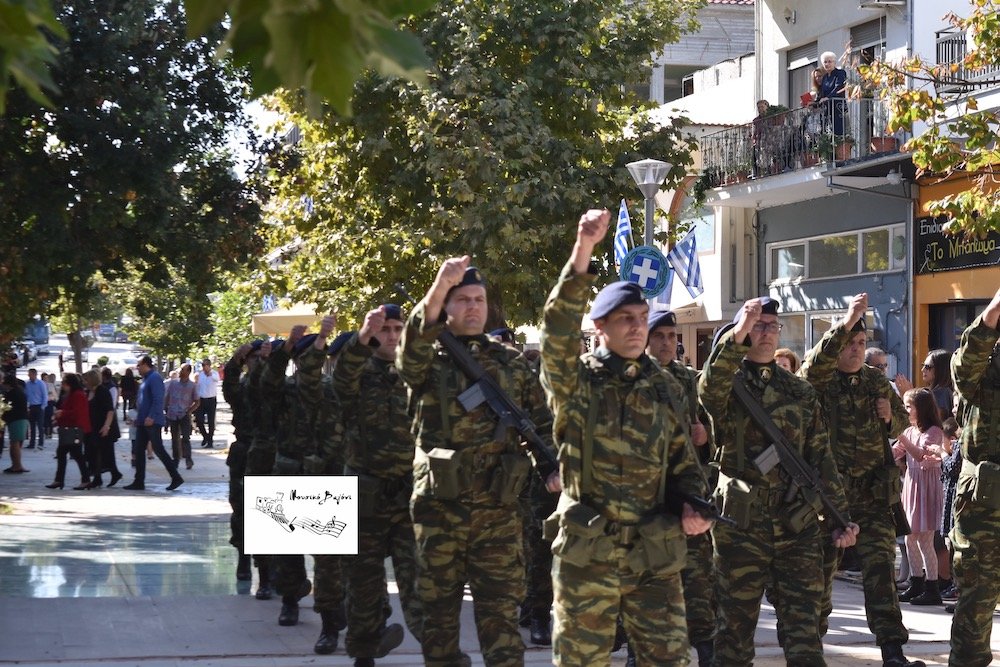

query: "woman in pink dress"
left=893, top=388, right=946, bottom=605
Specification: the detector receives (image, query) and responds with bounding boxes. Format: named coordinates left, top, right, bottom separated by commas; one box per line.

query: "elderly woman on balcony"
left=817, top=51, right=848, bottom=136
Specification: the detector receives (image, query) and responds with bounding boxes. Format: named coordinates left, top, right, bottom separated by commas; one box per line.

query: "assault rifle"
left=396, top=285, right=559, bottom=483
left=667, top=489, right=737, bottom=527
left=731, top=371, right=850, bottom=529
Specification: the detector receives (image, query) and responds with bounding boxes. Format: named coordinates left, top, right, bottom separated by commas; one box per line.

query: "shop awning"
left=251, top=304, right=318, bottom=335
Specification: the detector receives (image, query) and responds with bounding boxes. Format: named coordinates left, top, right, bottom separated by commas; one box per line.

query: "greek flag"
left=614, top=199, right=633, bottom=267
left=654, top=268, right=674, bottom=307
left=667, top=229, right=704, bottom=298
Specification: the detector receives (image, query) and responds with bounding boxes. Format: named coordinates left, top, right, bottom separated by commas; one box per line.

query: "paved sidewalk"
left=0, top=395, right=996, bottom=665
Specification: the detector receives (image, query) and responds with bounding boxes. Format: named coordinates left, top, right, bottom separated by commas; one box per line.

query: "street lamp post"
left=625, top=158, right=672, bottom=247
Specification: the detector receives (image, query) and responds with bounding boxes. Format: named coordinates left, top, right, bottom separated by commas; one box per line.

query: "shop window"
left=809, top=234, right=859, bottom=279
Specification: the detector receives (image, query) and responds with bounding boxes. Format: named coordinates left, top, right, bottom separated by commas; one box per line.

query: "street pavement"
left=0, top=338, right=996, bottom=665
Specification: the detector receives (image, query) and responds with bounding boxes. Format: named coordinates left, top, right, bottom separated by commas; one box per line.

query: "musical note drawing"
left=254, top=493, right=348, bottom=538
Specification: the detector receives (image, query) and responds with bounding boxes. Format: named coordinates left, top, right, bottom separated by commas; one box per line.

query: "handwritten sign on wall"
left=244, top=475, right=359, bottom=555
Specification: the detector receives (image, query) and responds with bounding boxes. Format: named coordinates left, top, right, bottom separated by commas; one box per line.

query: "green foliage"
left=197, top=285, right=260, bottom=361
left=183, top=0, right=438, bottom=116
left=118, top=263, right=213, bottom=360
left=96, top=355, right=109, bottom=367
left=0, top=0, right=263, bottom=344
left=0, top=0, right=66, bottom=113
left=860, top=0, right=1000, bottom=236
left=261, top=0, right=703, bottom=328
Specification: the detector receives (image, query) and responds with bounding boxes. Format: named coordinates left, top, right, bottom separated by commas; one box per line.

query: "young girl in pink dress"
left=893, top=387, right=946, bottom=605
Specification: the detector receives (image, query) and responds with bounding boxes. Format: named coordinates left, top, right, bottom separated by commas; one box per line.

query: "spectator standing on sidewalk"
left=120, top=368, right=138, bottom=419
left=43, top=372, right=58, bottom=438
left=50, top=373, right=90, bottom=490
left=124, top=356, right=183, bottom=491
left=24, top=368, right=47, bottom=450
left=1, top=373, right=29, bottom=474
left=165, top=363, right=199, bottom=470
left=195, top=358, right=220, bottom=448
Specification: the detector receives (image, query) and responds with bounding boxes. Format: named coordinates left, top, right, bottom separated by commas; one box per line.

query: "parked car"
left=14, top=340, right=37, bottom=362
left=65, top=347, right=90, bottom=362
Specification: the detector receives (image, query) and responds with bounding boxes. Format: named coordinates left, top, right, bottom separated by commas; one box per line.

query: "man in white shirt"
left=195, top=358, right=220, bottom=448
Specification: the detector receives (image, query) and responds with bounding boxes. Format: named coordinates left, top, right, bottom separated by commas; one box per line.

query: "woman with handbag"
left=47, top=373, right=91, bottom=490
left=83, top=370, right=122, bottom=488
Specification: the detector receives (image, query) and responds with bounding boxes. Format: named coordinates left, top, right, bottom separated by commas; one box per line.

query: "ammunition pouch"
left=273, top=452, right=302, bottom=475
left=966, top=459, right=1000, bottom=510
left=626, top=513, right=686, bottom=575
left=783, top=486, right=822, bottom=534
left=714, top=472, right=756, bottom=530
left=549, top=500, right=613, bottom=568
left=490, top=453, right=531, bottom=506
left=426, top=447, right=461, bottom=500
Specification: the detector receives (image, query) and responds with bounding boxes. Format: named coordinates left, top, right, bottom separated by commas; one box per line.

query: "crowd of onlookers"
left=1, top=349, right=222, bottom=492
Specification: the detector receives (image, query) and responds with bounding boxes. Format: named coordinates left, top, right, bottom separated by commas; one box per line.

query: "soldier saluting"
left=798, top=293, right=922, bottom=667
left=699, top=296, right=859, bottom=666
left=397, top=255, right=558, bottom=667
left=540, top=209, right=710, bottom=666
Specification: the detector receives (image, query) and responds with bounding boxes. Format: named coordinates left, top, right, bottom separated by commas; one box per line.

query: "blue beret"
left=328, top=331, right=355, bottom=356
left=446, top=267, right=486, bottom=300
left=589, top=281, right=646, bottom=320
left=291, top=333, right=321, bottom=357
left=648, top=310, right=676, bottom=332
left=490, top=327, right=516, bottom=343
left=383, top=303, right=403, bottom=322
left=759, top=297, right=780, bottom=316
left=850, top=318, right=866, bottom=333
left=712, top=322, right=736, bottom=349
left=270, top=338, right=284, bottom=351
left=249, top=339, right=266, bottom=352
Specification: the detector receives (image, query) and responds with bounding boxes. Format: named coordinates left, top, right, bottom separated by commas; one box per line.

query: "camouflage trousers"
left=713, top=503, right=826, bottom=666
left=345, top=498, right=423, bottom=657
left=226, top=439, right=249, bottom=553
left=682, top=530, right=716, bottom=645
left=411, top=495, right=525, bottom=667
left=552, top=548, right=688, bottom=666
left=948, top=494, right=1000, bottom=667
left=523, top=476, right=557, bottom=616
left=271, top=554, right=344, bottom=615
left=244, top=438, right=275, bottom=569
left=819, top=495, right=907, bottom=644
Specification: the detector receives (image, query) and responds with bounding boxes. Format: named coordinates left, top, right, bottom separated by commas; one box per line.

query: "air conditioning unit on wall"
left=859, top=0, right=906, bottom=8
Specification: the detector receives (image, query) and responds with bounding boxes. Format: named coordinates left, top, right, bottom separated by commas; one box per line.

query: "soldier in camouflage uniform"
left=948, top=286, right=1000, bottom=667
left=798, top=293, right=923, bottom=667
left=222, top=338, right=271, bottom=583
left=699, top=297, right=859, bottom=666
left=540, top=210, right=710, bottom=666
left=243, top=338, right=280, bottom=600
left=647, top=309, right=717, bottom=667
left=397, top=258, right=557, bottom=667
left=262, top=319, right=348, bottom=655
left=333, top=304, right=417, bottom=666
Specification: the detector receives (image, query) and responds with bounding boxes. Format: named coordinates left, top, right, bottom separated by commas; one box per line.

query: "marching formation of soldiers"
left=220, top=208, right=1000, bottom=667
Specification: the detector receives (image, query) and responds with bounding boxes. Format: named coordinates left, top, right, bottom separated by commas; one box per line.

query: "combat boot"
left=694, top=639, right=714, bottom=667
left=897, top=576, right=924, bottom=602
left=278, top=595, right=299, bottom=626
left=529, top=611, right=551, bottom=646
left=624, top=643, right=637, bottom=667
left=354, top=660, right=375, bottom=667
left=236, top=554, right=252, bottom=581
left=880, top=641, right=926, bottom=667
left=313, top=610, right=341, bottom=654
left=373, top=623, right=405, bottom=658
left=255, top=562, right=272, bottom=600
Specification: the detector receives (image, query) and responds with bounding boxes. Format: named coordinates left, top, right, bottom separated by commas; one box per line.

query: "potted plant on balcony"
left=870, top=99, right=899, bottom=153
left=816, top=134, right=855, bottom=161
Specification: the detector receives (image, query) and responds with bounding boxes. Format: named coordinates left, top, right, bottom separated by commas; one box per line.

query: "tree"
left=0, top=0, right=262, bottom=354
left=861, top=0, right=999, bottom=236
left=0, top=0, right=66, bottom=113
left=183, top=0, right=439, bottom=116
left=197, top=284, right=260, bottom=361
left=261, top=0, right=702, bottom=329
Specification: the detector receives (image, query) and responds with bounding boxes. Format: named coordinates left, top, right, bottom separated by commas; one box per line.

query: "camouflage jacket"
left=333, top=334, right=414, bottom=480
left=539, top=262, right=704, bottom=525
left=698, top=327, right=849, bottom=516
left=397, top=300, right=552, bottom=502
left=222, top=357, right=254, bottom=444
left=798, top=323, right=908, bottom=479
left=952, top=312, right=1000, bottom=466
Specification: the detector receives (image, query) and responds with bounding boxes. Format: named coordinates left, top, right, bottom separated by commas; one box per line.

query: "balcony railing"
left=700, top=99, right=910, bottom=187
left=936, top=28, right=1000, bottom=94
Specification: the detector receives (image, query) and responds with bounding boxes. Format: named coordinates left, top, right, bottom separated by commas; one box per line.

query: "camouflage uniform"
left=699, top=327, right=850, bottom=667
left=222, top=355, right=256, bottom=559
left=333, top=333, right=423, bottom=657
left=539, top=263, right=704, bottom=666
left=664, top=358, right=717, bottom=651
left=397, top=301, right=552, bottom=667
left=798, top=323, right=910, bottom=649
left=241, top=354, right=276, bottom=582
left=262, top=345, right=346, bottom=628
left=948, top=313, right=1000, bottom=667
